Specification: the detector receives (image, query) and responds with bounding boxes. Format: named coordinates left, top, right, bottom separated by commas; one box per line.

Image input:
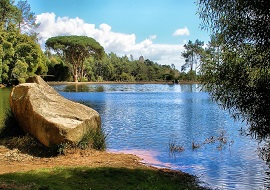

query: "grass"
left=0, top=167, right=207, bottom=190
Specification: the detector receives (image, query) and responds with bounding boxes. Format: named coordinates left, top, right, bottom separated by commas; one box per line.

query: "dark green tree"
left=181, top=39, right=204, bottom=72
left=44, top=54, right=70, bottom=81
left=45, top=36, right=105, bottom=82
left=198, top=0, right=270, bottom=139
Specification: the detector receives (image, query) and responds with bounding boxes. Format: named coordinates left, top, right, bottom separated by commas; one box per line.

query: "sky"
left=26, top=0, right=210, bottom=70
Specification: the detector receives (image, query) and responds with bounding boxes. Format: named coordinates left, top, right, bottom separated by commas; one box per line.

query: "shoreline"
left=0, top=80, right=201, bottom=87
left=0, top=145, right=206, bottom=189
left=47, top=80, right=200, bottom=85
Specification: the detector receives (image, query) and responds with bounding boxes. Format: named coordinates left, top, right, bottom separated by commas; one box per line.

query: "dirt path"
left=0, top=145, right=146, bottom=174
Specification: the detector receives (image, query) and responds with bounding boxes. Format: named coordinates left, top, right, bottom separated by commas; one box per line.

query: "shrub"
left=78, top=128, right=107, bottom=151
left=0, top=108, right=24, bottom=138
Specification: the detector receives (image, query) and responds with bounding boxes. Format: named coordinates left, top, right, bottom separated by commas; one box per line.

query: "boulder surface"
left=10, top=76, right=101, bottom=147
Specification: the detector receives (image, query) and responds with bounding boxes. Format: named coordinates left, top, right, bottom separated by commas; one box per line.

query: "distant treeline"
left=44, top=52, right=198, bottom=83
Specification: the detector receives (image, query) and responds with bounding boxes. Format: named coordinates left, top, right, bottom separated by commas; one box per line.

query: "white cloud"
left=36, top=12, right=186, bottom=70
left=173, top=26, right=190, bottom=36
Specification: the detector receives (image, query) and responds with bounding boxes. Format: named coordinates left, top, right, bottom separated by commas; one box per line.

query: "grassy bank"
left=0, top=166, right=207, bottom=190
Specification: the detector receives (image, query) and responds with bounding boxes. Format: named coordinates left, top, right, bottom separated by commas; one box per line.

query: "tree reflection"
left=63, top=84, right=105, bottom=92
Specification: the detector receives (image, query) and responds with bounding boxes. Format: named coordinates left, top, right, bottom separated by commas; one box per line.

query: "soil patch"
left=0, top=145, right=146, bottom=174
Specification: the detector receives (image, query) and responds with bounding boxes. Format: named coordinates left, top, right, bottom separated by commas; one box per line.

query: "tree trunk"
left=73, top=65, right=78, bottom=82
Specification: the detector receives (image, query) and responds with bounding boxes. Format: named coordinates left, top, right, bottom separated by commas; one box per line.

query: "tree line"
left=44, top=35, right=199, bottom=83
left=44, top=50, right=194, bottom=83
left=0, top=0, right=201, bottom=85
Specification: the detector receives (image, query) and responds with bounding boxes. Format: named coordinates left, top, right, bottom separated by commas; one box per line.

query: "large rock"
left=9, top=76, right=101, bottom=147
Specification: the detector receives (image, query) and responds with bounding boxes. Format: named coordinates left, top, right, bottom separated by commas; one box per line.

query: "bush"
left=0, top=109, right=24, bottom=138
left=78, top=128, right=107, bottom=151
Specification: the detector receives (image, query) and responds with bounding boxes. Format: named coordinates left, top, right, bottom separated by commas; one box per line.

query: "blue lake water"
left=52, top=83, right=270, bottom=189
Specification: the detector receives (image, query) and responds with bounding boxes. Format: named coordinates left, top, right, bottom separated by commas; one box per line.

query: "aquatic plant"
left=192, top=142, right=201, bottom=150
left=168, top=139, right=185, bottom=153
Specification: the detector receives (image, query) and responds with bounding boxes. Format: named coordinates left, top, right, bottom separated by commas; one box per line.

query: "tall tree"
left=16, top=0, right=39, bottom=35
left=198, top=0, right=270, bottom=139
left=0, top=28, right=47, bottom=84
left=45, top=36, right=105, bottom=82
left=0, top=0, right=20, bottom=30
left=181, top=39, right=204, bottom=72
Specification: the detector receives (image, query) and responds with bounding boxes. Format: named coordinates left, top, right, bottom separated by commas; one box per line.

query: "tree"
left=45, top=36, right=105, bottom=82
left=0, top=28, right=47, bottom=84
left=44, top=54, right=71, bottom=81
left=0, top=0, right=21, bottom=30
left=198, top=0, right=270, bottom=139
left=16, top=0, right=39, bottom=35
left=181, top=39, right=204, bottom=72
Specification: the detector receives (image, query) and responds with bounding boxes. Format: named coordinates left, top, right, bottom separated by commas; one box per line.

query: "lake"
left=1, top=84, right=270, bottom=189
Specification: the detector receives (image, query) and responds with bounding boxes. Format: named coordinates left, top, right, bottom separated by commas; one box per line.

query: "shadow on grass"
left=0, top=167, right=208, bottom=190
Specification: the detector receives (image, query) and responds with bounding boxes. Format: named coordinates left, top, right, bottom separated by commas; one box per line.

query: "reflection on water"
left=53, top=83, right=270, bottom=189
left=60, top=84, right=104, bottom=92
left=52, top=83, right=202, bottom=93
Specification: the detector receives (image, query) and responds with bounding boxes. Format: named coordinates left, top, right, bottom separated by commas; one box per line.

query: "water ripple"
left=55, top=84, right=270, bottom=190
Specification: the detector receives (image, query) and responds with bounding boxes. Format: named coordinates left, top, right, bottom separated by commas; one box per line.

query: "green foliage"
left=12, top=60, right=28, bottom=83
left=178, top=70, right=199, bottom=81
left=55, top=126, right=107, bottom=154
left=45, top=51, right=183, bottom=83
left=44, top=55, right=71, bottom=81
left=198, top=0, right=269, bottom=48
left=181, top=39, right=204, bottom=72
left=77, top=128, right=107, bottom=151
left=45, top=35, right=105, bottom=82
left=0, top=0, right=21, bottom=30
left=0, top=29, right=47, bottom=84
left=54, top=127, right=107, bottom=155
left=0, top=108, right=23, bottom=138
left=16, top=0, right=39, bottom=35
left=0, top=0, right=46, bottom=85
left=0, top=167, right=205, bottom=190
left=198, top=0, right=270, bottom=139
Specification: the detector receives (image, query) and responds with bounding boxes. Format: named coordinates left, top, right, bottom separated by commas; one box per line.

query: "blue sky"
left=26, top=0, right=209, bottom=70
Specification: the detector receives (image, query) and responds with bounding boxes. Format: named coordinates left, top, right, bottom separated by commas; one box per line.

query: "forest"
left=43, top=51, right=199, bottom=83
left=0, top=0, right=201, bottom=86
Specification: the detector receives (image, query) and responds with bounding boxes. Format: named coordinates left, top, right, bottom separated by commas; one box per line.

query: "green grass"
left=0, top=167, right=207, bottom=190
